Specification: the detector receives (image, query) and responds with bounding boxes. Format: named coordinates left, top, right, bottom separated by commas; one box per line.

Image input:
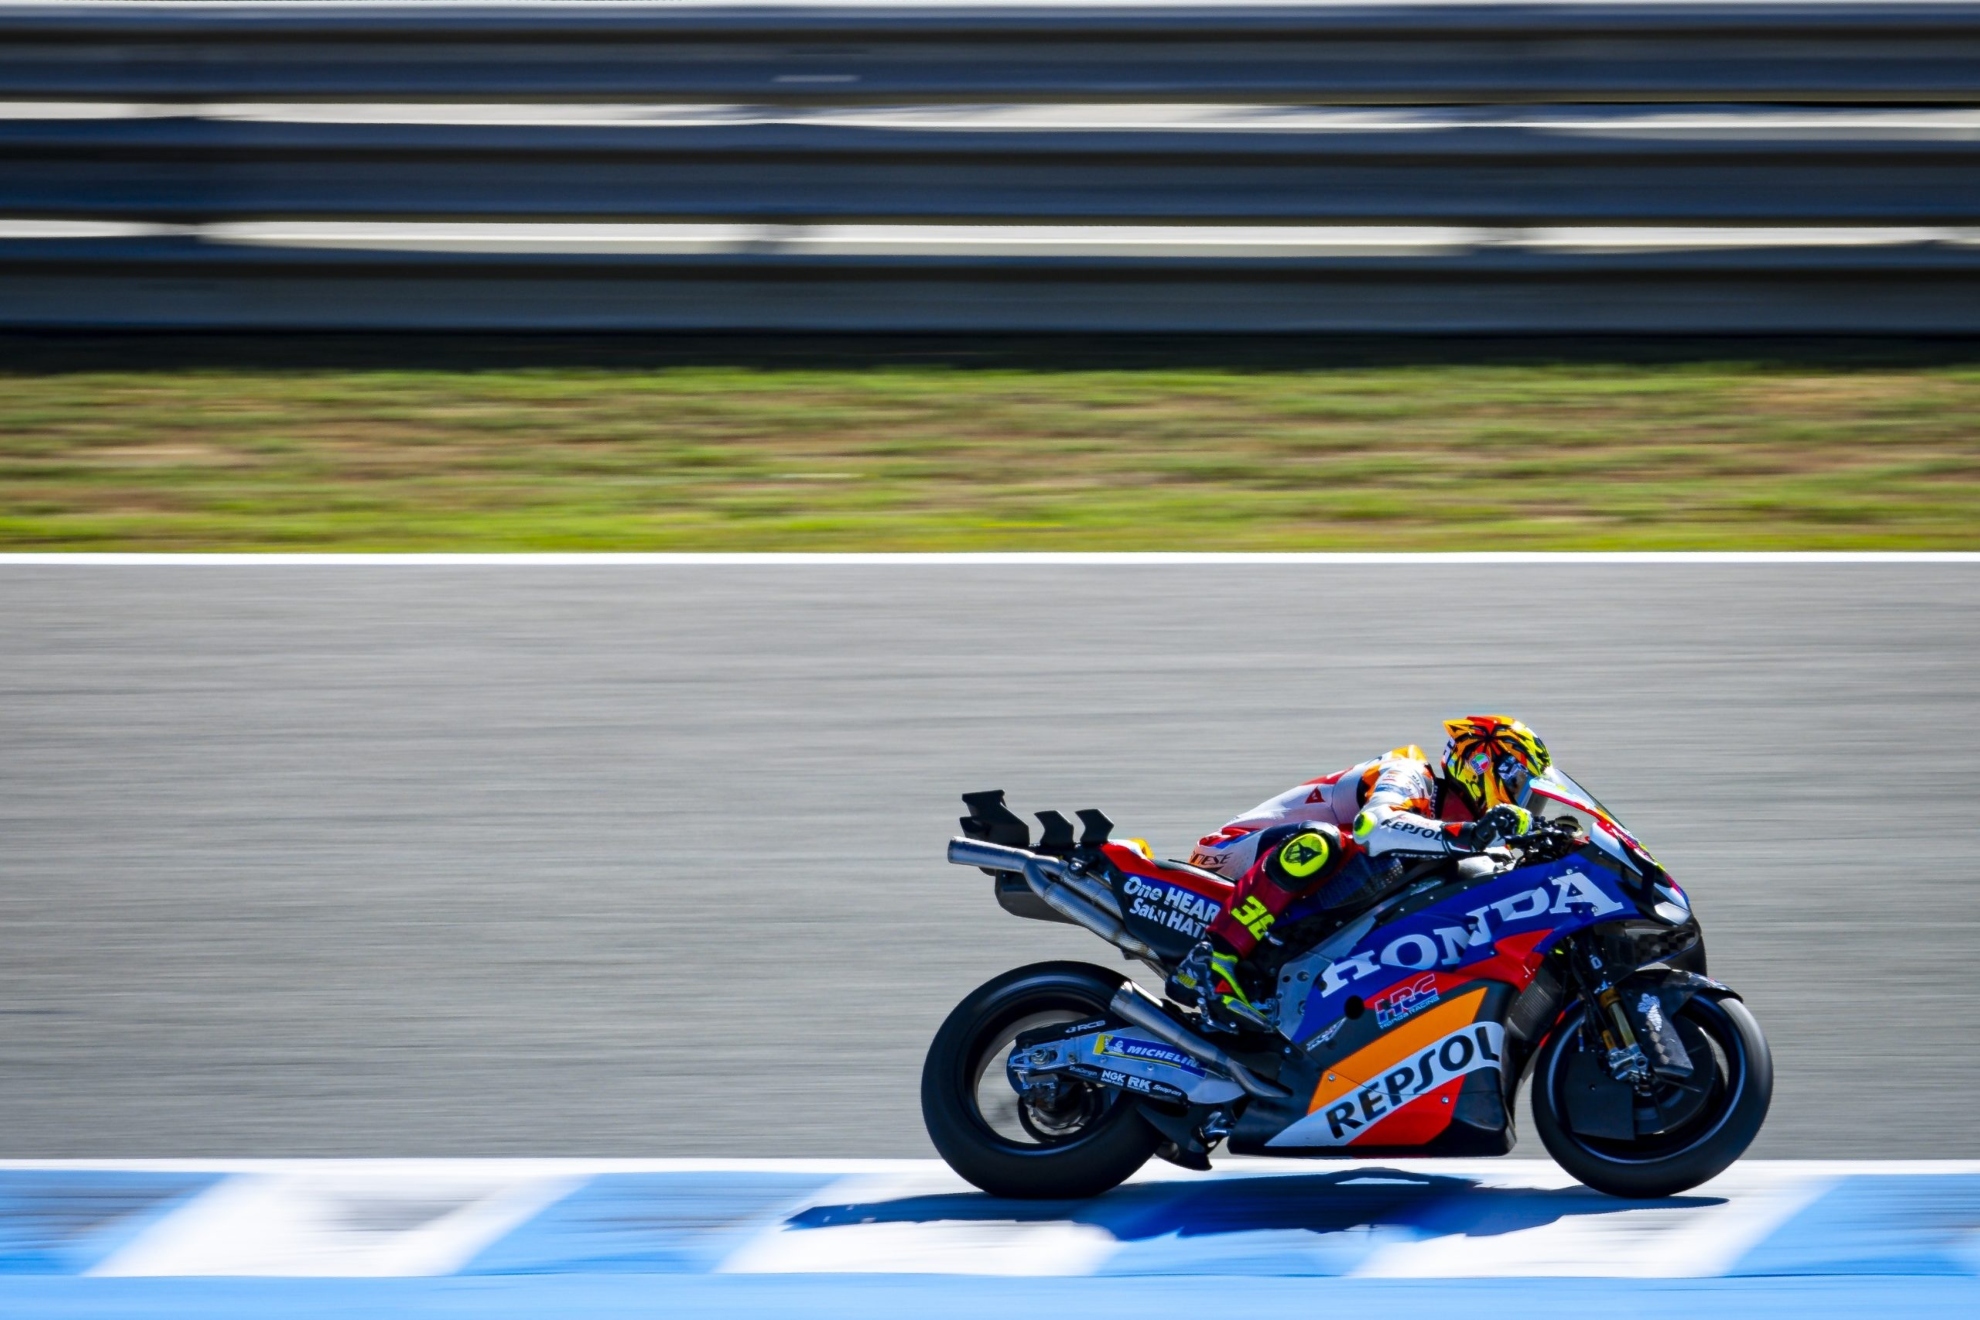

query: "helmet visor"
left=1492, top=753, right=1534, bottom=807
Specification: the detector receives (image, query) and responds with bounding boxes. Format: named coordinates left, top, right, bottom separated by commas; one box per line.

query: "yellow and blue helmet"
left=1443, top=715, right=1551, bottom=810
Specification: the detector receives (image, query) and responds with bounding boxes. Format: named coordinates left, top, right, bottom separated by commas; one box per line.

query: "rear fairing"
left=1101, top=842, right=1234, bottom=961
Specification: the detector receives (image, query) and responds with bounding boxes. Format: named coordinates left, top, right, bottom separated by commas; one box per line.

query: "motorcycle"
left=921, top=769, right=1771, bottom=1200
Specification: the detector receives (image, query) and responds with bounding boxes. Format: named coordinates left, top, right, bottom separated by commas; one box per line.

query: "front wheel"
left=922, top=961, right=1161, bottom=1199
left=1533, top=991, right=1772, bottom=1198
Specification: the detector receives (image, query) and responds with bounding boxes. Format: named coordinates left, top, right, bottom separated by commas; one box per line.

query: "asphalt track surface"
left=2, top=560, right=1977, bottom=1158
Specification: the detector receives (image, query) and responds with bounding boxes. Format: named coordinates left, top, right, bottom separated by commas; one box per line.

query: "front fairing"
left=1278, top=844, right=1638, bottom=1051
left=1526, top=766, right=1685, bottom=907
left=1236, top=843, right=1652, bottom=1154
left=1237, top=782, right=1706, bottom=1154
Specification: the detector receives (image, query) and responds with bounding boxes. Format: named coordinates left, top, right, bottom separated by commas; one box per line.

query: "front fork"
left=1565, top=935, right=1653, bottom=1089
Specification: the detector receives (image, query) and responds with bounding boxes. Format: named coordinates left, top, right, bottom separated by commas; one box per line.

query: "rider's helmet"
left=1442, top=715, right=1551, bottom=812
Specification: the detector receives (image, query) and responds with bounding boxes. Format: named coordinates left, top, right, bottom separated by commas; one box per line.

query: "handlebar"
left=1505, top=815, right=1586, bottom=863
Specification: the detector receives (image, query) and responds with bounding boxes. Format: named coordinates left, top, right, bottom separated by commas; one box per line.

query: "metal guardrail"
left=8, top=2, right=1980, bottom=103
left=12, top=105, right=1980, bottom=224
left=5, top=2, right=1980, bottom=331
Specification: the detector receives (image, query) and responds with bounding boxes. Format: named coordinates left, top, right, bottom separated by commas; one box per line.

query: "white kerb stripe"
left=89, top=1169, right=580, bottom=1277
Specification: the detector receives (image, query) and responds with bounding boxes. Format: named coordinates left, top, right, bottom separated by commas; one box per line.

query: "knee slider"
left=1262, top=823, right=1345, bottom=894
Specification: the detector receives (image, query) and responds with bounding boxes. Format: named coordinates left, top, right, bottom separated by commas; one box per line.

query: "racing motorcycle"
left=922, top=768, right=1770, bottom=1200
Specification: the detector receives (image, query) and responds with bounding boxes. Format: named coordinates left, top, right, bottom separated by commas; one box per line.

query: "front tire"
left=1533, top=992, right=1772, bottom=1198
left=921, top=961, right=1161, bottom=1199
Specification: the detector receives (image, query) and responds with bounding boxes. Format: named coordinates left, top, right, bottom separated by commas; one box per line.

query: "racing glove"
left=1455, top=804, right=1534, bottom=851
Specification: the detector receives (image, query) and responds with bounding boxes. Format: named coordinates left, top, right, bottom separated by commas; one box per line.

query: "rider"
left=1168, top=715, right=1552, bottom=1031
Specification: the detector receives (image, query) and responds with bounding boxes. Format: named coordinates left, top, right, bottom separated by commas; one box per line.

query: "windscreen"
left=1527, top=766, right=1640, bottom=851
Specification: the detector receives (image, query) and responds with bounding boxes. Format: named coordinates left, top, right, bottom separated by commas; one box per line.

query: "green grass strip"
left=4, top=357, right=1979, bottom=550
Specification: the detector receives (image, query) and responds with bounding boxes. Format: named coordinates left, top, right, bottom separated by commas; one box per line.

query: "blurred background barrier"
left=5, top=1, right=1980, bottom=330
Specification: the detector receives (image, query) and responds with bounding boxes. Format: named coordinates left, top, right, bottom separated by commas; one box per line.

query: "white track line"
left=0, top=552, right=1977, bottom=566
left=2, top=0, right=1971, bottom=11
left=5, top=1156, right=1973, bottom=1175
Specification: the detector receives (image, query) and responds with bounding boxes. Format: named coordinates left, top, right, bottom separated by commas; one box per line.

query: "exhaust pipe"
left=949, top=839, right=1288, bottom=1100
left=947, top=837, right=1160, bottom=962
left=948, top=836, right=1057, bottom=879
left=1109, top=982, right=1291, bottom=1100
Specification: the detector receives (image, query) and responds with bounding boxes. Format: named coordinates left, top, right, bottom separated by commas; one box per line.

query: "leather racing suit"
left=1188, top=745, right=1480, bottom=962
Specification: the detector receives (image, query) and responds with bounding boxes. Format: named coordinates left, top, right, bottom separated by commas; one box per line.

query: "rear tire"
left=921, top=961, right=1161, bottom=1199
left=1533, top=992, right=1772, bottom=1198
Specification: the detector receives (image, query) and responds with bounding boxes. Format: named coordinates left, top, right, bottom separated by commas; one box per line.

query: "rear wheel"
left=921, top=961, right=1160, bottom=1199
left=1533, top=992, right=1771, bottom=1198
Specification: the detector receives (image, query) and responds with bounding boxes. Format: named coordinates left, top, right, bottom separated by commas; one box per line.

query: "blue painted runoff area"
left=0, top=1275, right=1975, bottom=1320
left=1731, top=1173, right=1980, bottom=1276
left=0, top=1173, right=222, bottom=1276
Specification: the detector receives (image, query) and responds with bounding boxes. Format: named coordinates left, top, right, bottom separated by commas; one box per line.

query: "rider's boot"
left=1166, top=938, right=1272, bottom=1034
